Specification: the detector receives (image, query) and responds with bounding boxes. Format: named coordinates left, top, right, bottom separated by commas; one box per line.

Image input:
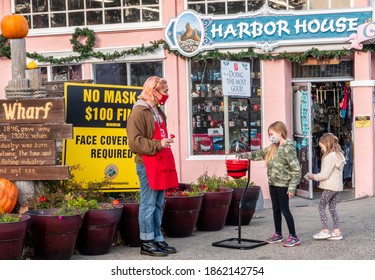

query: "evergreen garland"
left=0, top=27, right=372, bottom=64
left=0, top=34, right=10, bottom=58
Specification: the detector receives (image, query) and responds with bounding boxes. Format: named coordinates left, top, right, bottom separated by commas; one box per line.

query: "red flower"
left=39, top=197, right=47, bottom=202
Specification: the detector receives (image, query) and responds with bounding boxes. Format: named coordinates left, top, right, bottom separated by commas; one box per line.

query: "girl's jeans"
left=136, top=163, right=165, bottom=242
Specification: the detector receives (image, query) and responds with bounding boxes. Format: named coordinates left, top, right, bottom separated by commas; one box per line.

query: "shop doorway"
left=292, top=81, right=354, bottom=199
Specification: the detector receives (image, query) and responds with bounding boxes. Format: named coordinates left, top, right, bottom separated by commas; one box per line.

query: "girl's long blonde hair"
left=140, top=76, right=167, bottom=102
left=319, top=133, right=344, bottom=159
left=265, top=121, right=288, bottom=164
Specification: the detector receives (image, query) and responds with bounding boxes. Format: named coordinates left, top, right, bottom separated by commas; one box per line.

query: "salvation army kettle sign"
left=221, top=60, right=251, bottom=97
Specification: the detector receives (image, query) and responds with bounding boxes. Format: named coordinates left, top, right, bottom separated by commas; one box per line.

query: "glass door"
left=292, top=82, right=313, bottom=199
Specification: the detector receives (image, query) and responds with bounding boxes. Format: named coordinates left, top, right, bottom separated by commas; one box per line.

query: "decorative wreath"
left=70, top=27, right=96, bottom=54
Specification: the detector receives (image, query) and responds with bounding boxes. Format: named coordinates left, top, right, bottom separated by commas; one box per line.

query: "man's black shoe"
left=155, top=241, right=177, bottom=254
left=140, top=240, right=168, bottom=257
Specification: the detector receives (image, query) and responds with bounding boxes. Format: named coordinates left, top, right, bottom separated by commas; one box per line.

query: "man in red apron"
left=127, top=76, right=178, bottom=257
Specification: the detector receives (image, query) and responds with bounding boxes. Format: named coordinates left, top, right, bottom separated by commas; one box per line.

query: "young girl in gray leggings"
left=307, top=133, right=346, bottom=240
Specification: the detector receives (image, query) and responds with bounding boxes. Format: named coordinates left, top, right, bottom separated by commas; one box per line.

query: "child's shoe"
left=266, top=233, right=283, bottom=243
left=283, top=234, right=301, bottom=247
left=327, top=231, right=342, bottom=240
left=313, top=230, right=331, bottom=240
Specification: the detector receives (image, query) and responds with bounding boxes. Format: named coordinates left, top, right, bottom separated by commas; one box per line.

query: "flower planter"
left=0, top=214, right=30, bottom=260
left=26, top=209, right=83, bottom=260
left=225, top=186, right=261, bottom=226
left=162, top=193, right=204, bottom=237
left=196, top=188, right=233, bottom=231
left=76, top=204, right=123, bottom=255
left=118, top=202, right=141, bottom=247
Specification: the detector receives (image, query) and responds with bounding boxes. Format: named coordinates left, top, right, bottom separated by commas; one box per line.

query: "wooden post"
left=6, top=38, right=35, bottom=204
left=26, top=68, right=42, bottom=89
left=10, top=38, right=26, bottom=80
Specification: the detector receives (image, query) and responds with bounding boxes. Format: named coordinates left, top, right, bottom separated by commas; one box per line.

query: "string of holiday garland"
left=0, top=27, right=374, bottom=64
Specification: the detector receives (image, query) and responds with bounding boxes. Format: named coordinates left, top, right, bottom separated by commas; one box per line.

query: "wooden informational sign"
left=0, top=98, right=65, bottom=123
left=0, top=98, right=72, bottom=180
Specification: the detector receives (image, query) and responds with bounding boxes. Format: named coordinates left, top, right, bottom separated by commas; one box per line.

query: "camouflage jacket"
left=246, top=139, right=301, bottom=194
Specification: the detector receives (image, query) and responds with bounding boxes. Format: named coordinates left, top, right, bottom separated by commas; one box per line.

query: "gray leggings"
left=318, top=190, right=340, bottom=229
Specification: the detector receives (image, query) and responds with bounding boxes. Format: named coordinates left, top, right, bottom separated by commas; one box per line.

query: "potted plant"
left=116, top=192, right=141, bottom=247
left=25, top=172, right=121, bottom=259
left=25, top=188, right=86, bottom=260
left=0, top=213, right=30, bottom=260
left=73, top=181, right=123, bottom=256
left=223, top=176, right=261, bottom=226
left=162, top=184, right=203, bottom=237
left=192, top=172, right=233, bottom=231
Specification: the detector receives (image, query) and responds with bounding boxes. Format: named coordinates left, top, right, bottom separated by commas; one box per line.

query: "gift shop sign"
left=221, top=61, right=251, bottom=97
left=164, top=5, right=373, bottom=57
left=63, top=83, right=142, bottom=191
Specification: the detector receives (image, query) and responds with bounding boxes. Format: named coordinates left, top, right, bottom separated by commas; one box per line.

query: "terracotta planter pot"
left=76, top=205, right=123, bottom=255
left=0, top=214, right=30, bottom=260
left=225, top=186, right=261, bottom=226
left=196, top=188, right=233, bottom=231
left=26, top=209, right=83, bottom=260
left=118, top=202, right=141, bottom=247
left=162, top=193, right=203, bottom=237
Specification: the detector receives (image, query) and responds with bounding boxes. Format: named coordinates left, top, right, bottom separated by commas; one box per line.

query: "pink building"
left=1, top=0, right=374, bottom=208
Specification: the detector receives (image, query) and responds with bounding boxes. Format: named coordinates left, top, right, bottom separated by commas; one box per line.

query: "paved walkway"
left=72, top=189, right=375, bottom=260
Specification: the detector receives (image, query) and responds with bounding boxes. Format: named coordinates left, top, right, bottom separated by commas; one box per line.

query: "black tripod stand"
left=212, top=159, right=268, bottom=249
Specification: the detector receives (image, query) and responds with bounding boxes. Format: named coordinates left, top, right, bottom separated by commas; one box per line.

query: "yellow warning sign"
left=355, top=115, right=371, bottom=128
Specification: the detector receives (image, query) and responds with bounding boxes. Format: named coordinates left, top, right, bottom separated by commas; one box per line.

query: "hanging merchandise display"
left=190, top=58, right=262, bottom=155
left=310, top=82, right=353, bottom=188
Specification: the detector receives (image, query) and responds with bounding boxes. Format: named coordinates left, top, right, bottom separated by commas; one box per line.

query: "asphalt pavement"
left=72, top=189, right=375, bottom=260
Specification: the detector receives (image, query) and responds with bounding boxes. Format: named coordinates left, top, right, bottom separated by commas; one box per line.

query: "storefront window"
left=292, top=59, right=353, bottom=79
left=93, top=61, right=162, bottom=86
left=14, top=0, right=160, bottom=30
left=190, top=58, right=262, bottom=156
left=38, top=64, right=82, bottom=82
left=187, top=0, right=351, bottom=13
left=52, top=64, right=82, bottom=81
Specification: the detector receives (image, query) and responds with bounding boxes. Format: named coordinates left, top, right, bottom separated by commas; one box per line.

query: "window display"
left=190, top=59, right=262, bottom=155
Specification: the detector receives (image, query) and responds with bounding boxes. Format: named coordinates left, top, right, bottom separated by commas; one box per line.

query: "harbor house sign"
left=164, top=5, right=373, bottom=57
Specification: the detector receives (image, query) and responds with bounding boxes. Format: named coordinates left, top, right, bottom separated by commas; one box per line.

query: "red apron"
left=142, top=119, right=178, bottom=190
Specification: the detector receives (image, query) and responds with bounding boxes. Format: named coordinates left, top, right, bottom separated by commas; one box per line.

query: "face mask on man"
left=155, top=90, right=169, bottom=105
left=269, top=135, right=280, bottom=144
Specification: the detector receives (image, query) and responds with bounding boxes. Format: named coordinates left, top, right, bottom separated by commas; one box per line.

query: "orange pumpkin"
left=0, top=14, right=29, bottom=39
left=0, top=178, right=18, bottom=214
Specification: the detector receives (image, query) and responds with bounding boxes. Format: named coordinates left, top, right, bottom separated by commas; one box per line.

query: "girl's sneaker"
left=283, top=234, right=301, bottom=247
left=327, top=231, right=343, bottom=240
left=266, top=233, right=283, bottom=243
left=313, top=230, right=331, bottom=240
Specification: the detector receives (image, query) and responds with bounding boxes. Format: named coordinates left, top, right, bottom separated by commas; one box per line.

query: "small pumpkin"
left=0, top=14, right=29, bottom=39
left=0, top=178, right=18, bottom=214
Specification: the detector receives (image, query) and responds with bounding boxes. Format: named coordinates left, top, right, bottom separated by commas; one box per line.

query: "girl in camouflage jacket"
left=242, top=121, right=301, bottom=247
